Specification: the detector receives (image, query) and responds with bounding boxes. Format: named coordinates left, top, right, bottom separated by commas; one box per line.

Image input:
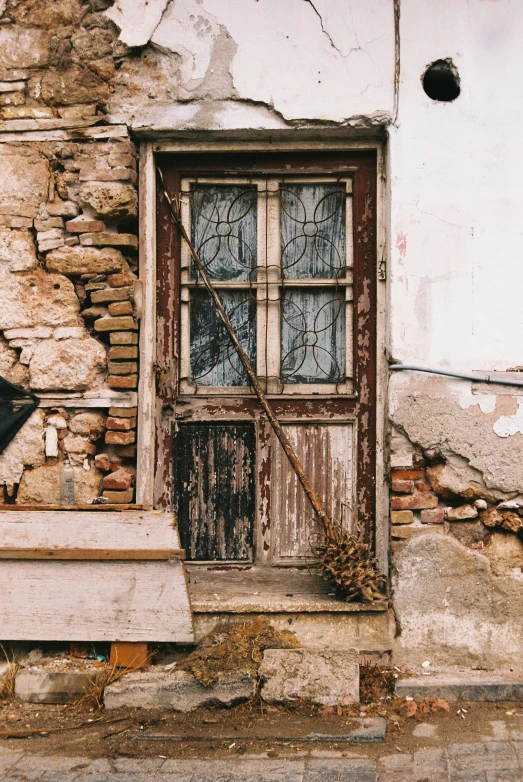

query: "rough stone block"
left=391, top=493, right=438, bottom=511
left=68, top=412, right=106, bottom=439
left=53, top=326, right=85, bottom=340
left=109, top=330, right=138, bottom=344
left=63, top=434, right=96, bottom=455
left=94, top=315, right=137, bottom=331
left=0, top=148, right=49, bottom=218
left=108, top=272, right=137, bottom=288
left=109, top=346, right=137, bottom=360
left=391, top=479, right=414, bottom=494
left=80, top=232, right=138, bottom=249
left=29, top=337, right=106, bottom=391
left=420, top=508, right=445, bottom=524
left=79, top=168, right=137, bottom=184
left=0, top=229, right=36, bottom=271
left=109, top=406, right=138, bottom=417
left=427, top=462, right=495, bottom=503
left=102, top=487, right=134, bottom=503
left=104, top=669, right=256, bottom=712
left=391, top=510, right=414, bottom=525
left=65, top=216, right=105, bottom=233
left=108, top=374, right=138, bottom=389
left=260, top=649, right=359, bottom=706
left=79, top=182, right=138, bottom=219
left=91, top=286, right=131, bottom=304
left=102, top=467, right=134, bottom=490
left=94, top=453, right=110, bottom=471
left=113, top=445, right=137, bottom=458
left=105, top=430, right=135, bottom=445
left=16, top=461, right=102, bottom=505
left=0, top=269, right=80, bottom=331
left=108, top=361, right=138, bottom=375
left=81, top=305, right=108, bottom=320
left=108, top=301, right=133, bottom=316
left=106, top=416, right=136, bottom=431
left=0, top=408, right=45, bottom=488
left=47, top=200, right=79, bottom=217
left=15, top=670, right=98, bottom=705
left=4, top=326, right=53, bottom=340
left=58, top=104, right=97, bottom=119
left=108, top=154, right=136, bottom=169
left=46, top=246, right=125, bottom=275
left=0, top=28, right=49, bottom=70
left=446, top=504, right=478, bottom=521
left=2, top=106, right=54, bottom=119
left=41, top=67, right=110, bottom=107
left=391, top=468, right=424, bottom=481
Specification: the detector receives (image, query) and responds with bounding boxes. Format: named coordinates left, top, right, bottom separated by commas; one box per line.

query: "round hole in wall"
left=422, top=59, right=460, bottom=102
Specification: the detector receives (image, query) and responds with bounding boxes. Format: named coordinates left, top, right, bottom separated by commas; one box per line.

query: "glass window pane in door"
left=281, top=288, right=345, bottom=384
left=280, top=183, right=346, bottom=279
left=190, top=290, right=256, bottom=386
left=191, top=185, right=257, bottom=282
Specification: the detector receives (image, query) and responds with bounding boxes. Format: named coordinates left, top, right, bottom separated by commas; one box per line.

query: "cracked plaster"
left=391, top=374, right=523, bottom=496
left=106, top=0, right=395, bottom=128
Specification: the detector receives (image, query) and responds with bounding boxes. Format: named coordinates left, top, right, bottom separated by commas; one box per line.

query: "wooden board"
left=0, top=510, right=179, bottom=551
left=0, top=510, right=194, bottom=642
left=0, top=560, right=193, bottom=642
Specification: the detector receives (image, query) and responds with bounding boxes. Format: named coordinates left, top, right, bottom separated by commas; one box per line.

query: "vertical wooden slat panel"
left=174, top=423, right=255, bottom=561
left=274, top=423, right=355, bottom=560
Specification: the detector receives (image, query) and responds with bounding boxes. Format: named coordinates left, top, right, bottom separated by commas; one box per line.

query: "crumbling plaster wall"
left=1, top=0, right=523, bottom=668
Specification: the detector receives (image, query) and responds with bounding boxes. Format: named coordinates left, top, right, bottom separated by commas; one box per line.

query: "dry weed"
left=0, top=643, right=19, bottom=700
left=359, top=659, right=397, bottom=704
left=178, top=617, right=300, bottom=687
left=69, top=663, right=137, bottom=711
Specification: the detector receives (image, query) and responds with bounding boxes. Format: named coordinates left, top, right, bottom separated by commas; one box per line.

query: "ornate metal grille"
left=181, top=179, right=351, bottom=392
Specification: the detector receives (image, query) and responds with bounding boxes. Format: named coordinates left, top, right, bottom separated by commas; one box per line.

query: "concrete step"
left=396, top=669, right=523, bottom=701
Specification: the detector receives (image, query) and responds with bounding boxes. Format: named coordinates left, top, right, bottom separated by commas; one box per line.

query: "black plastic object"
left=0, top=376, right=39, bottom=455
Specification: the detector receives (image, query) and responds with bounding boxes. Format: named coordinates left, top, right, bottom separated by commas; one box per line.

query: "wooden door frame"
left=136, top=139, right=388, bottom=571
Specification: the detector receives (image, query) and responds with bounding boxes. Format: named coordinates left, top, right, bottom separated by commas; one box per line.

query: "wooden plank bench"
left=0, top=510, right=194, bottom=643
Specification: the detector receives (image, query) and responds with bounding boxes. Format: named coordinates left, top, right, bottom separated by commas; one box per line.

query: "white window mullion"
left=265, top=178, right=281, bottom=394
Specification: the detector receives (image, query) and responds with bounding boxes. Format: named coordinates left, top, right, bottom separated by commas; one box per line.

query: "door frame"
left=136, top=138, right=389, bottom=573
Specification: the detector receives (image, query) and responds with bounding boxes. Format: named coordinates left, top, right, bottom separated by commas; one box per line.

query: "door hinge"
left=378, top=256, right=387, bottom=281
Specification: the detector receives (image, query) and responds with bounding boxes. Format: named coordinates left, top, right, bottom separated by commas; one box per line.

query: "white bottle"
left=60, top=459, right=76, bottom=506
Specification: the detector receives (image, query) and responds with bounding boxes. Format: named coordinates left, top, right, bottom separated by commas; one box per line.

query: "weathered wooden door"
left=156, top=152, right=377, bottom=563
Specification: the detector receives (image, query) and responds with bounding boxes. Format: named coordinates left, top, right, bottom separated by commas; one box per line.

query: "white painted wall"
left=109, top=0, right=523, bottom=373
left=390, top=0, right=523, bottom=372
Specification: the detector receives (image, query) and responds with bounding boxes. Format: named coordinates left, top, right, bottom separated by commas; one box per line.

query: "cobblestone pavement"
left=1, top=741, right=523, bottom=781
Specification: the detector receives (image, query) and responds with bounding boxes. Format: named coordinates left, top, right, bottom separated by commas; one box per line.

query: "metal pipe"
left=389, top=363, right=523, bottom=388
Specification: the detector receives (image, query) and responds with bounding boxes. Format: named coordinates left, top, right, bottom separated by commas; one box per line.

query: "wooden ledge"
left=0, top=548, right=185, bottom=561
left=0, top=504, right=151, bottom=512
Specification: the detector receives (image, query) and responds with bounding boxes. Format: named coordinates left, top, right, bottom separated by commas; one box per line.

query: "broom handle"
left=157, top=169, right=333, bottom=534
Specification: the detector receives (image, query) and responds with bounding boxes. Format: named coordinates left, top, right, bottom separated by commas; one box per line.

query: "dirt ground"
left=1, top=696, right=522, bottom=763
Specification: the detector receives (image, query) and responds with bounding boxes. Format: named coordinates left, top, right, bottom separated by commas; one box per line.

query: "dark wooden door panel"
left=174, top=423, right=255, bottom=561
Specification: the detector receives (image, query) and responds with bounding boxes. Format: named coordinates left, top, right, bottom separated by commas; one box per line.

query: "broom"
left=157, top=169, right=385, bottom=602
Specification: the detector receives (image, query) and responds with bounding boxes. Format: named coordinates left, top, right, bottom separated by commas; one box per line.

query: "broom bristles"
left=310, top=520, right=385, bottom=602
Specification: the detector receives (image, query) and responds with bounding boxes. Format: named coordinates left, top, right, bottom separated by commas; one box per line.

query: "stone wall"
left=0, top=0, right=139, bottom=505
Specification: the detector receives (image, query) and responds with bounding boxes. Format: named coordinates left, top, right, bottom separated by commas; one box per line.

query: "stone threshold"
left=187, top=564, right=389, bottom=614
left=396, top=668, right=523, bottom=701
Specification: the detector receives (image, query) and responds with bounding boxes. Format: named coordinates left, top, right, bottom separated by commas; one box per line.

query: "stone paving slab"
left=396, top=672, right=523, bottom=702
left=0, top=741, right=522, bottom=780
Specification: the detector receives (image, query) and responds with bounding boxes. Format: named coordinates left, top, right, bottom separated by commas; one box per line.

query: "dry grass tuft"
left=0, top=643, right=19, bottom=701
left=178, top=617, right=300, bottom=687
left=69, top=664, right=137, bottom=712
